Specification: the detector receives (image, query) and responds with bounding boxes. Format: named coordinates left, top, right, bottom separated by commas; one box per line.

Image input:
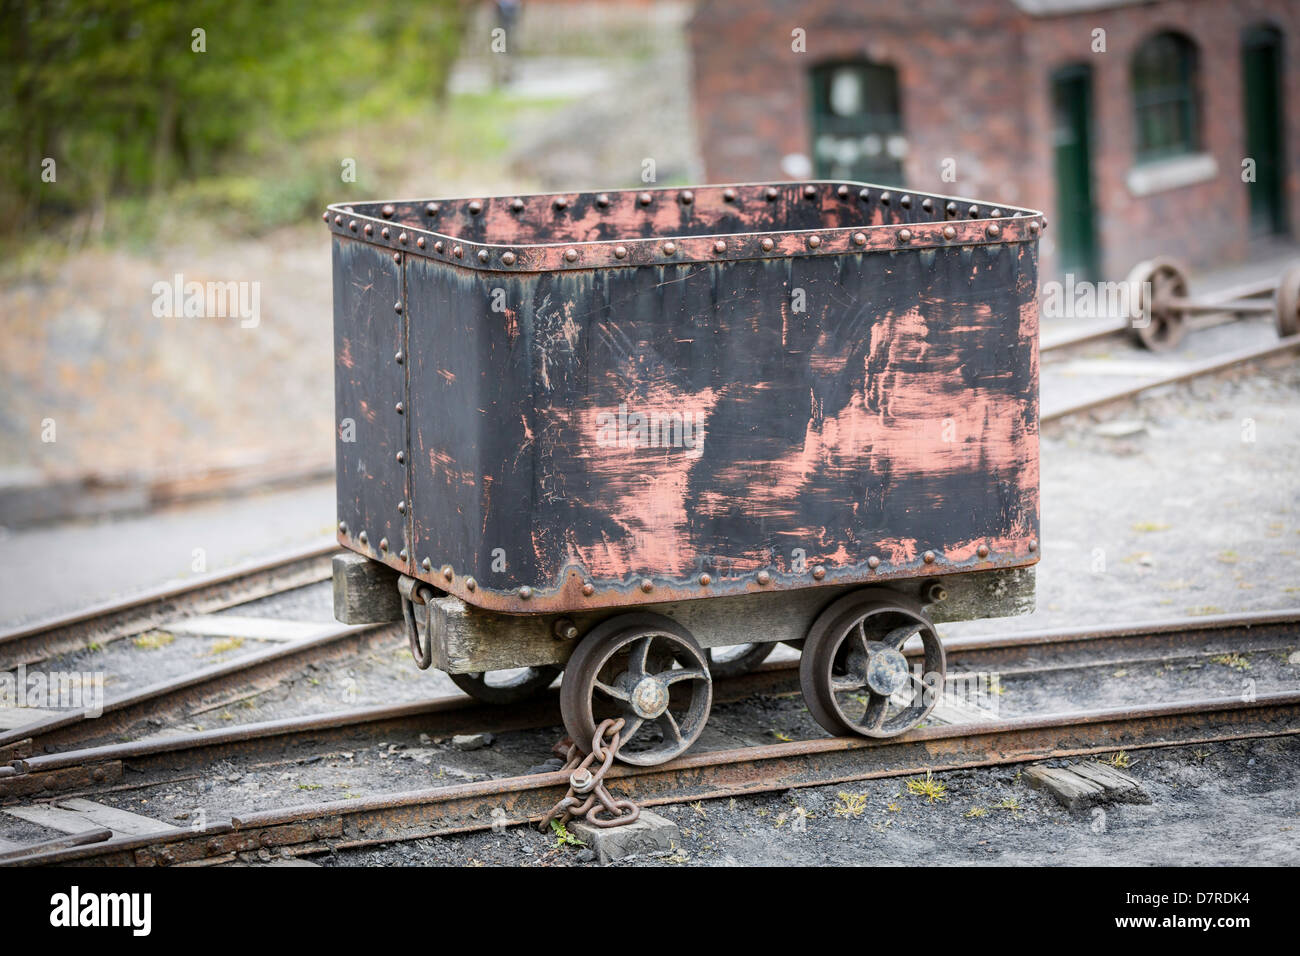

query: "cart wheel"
left=1275, top=263, right=1300, bottom=338
left=560, top=613, right=712, bottom=766
left=1125, top=257, right=1189, bottom=351
left=706, top=642, right=777, bottom=679
left=449, top=666, right=561, bottom=705
left=799, top=589, right=945, bottom=739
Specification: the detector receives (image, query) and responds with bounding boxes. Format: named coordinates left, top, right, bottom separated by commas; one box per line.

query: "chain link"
left=540, top=717, right=641, bottom=832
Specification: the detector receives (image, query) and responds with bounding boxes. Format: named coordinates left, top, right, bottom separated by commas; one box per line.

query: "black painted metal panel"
left=333, top=237, right=411, bottom=573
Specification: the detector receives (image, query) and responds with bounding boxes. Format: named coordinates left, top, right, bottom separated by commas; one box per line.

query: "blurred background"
left=0, top=0, right=1296, bottom=618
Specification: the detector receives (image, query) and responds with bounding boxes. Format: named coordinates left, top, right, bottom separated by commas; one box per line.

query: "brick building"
left=688, top=0, right=1297, bottom=280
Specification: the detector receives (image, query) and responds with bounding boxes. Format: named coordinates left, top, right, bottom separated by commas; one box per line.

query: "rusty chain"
left=540, top=717, right=641, bottom=832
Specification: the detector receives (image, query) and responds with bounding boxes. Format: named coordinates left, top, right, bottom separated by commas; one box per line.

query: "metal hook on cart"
left=398, top=575, right=435, bottom=670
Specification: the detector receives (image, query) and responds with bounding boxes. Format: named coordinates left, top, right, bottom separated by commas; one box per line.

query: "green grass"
left=833, top=792, right=869, bottom=818
left=906, top=772, right=949, bottom=804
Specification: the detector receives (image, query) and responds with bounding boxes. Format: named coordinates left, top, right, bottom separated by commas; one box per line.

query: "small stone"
left=576, top=848, right=596, bottom=863
left=526, top=757, right=565, bottom=775
left=452, top=733, right=495, bottom=751
left=1093, top=420, right=1146, bottom=438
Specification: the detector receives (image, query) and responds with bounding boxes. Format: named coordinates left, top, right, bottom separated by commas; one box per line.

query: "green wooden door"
left=1242, top=25, right=1287, bottom=236
left=1051, top=64, right=1099, bottom=280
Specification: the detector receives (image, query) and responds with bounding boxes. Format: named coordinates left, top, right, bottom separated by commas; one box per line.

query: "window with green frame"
left=809, top=61, right=905, bottom=184
left=1131, top=31, right=1200, bottom=162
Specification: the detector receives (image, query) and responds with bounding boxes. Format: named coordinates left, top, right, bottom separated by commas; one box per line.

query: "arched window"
left=1131, top=31, right=1199, bottom=162
left=810, top=61, right=905, bottom=183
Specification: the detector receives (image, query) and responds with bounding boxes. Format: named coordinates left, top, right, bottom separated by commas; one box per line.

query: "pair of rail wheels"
left=1125, top=257, right=1300, bottom=350
left=554, top=588, right=945, bottom=766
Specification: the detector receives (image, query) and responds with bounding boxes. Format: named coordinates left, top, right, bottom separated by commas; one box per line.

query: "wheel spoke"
left=830, top=671, right=866, bottom=693
left=861, top=692, right=889, bottom=730
left=618, top=715, right=645, bottom=745
left=593, top=679, right=629, bottom=702
left=658, top=710, right=683, bottom=745
left=658, top=667, right=708, bottom=685
left=627, top=636, right=653, bottom=678
left=852, top=620, right=871, bottom=657
left=882, top=624, right=919, bottom=649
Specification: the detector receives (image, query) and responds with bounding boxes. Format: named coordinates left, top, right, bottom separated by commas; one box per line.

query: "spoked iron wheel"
left=561, top=613, right=712, bottom=766
left=449, top=666, right=561, bottom=705
left=799, top=589, right=945, bottom=739
left=706, top=641, right=777, bottom=679
left=1126, top=257, right=1189, bottom=351
left=1275, top=263, right=1300, bottom=338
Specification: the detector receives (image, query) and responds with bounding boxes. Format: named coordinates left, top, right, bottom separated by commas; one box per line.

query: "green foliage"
left=0, top=0, right=465, bottom=235
left=550, top=819, right=585, bottom=848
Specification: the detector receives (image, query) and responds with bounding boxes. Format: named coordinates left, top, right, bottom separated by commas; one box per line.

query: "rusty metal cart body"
left=325, top=181, right=1043, bottom=765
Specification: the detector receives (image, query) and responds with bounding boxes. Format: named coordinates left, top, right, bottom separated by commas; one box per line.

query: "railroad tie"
left=160, top=615, right=340, bottom=642
left=0, top=707, right=58, bottom=730
left=1022, top=761, right=1151, bottom=811
left=4, top=798, right=179, bottom=838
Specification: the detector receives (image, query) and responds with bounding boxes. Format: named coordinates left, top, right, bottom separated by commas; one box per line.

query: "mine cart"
left=325, top=180, right=1043, bottom=766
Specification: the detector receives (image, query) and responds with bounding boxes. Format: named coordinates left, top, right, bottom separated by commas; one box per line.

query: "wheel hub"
left=865, top=646, right=910, bottom=696
left=629, top=675, right=670, bottom=719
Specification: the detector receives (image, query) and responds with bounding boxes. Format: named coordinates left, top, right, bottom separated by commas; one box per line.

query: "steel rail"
left=1041, top=333, right=1300, bottom=422
left=928, top=607, right=1300, bottom=672
left=7, top=690, right=1297, bottom=866
left=0, top=539, right=338, bottom=669
left=0, top=827, right=112, bottom=862
left=3, top=608, right=1294, bottom=794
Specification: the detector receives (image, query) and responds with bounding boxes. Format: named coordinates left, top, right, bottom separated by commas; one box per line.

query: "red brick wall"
left=689, top=0, right=1300, bottom=279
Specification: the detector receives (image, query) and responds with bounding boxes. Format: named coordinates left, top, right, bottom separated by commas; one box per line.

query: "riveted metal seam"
left=400, top=254, right=414, bottom=571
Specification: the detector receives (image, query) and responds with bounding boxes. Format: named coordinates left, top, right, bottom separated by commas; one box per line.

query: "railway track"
left=2, top=609, right=1295, bottom=866
left=3, top=693, right=1294, bottom=867
left=0, top=539, right=337, bottom=669
left=1041, top=333, right=1300, bottom=422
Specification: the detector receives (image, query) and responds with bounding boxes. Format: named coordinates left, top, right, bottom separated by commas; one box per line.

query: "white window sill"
left=1126, top=153, right=1218, bottom=197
